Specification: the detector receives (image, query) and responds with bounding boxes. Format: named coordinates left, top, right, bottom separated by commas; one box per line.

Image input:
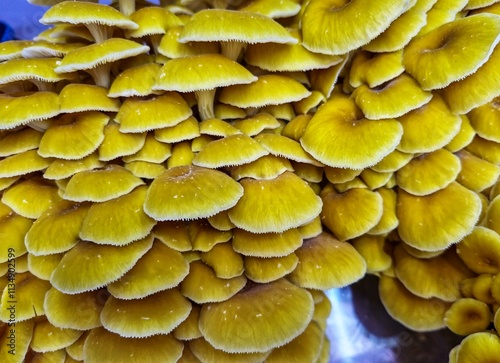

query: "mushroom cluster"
left=0, top=0, right=499, bottom=362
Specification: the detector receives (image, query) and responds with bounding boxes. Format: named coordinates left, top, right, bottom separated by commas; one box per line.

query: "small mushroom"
left=243, top=253, right=299, bottom=283
left=232, top=228, right=303, bottom=258
left=30, top=318, right=83, bottom=353
left=444, top=298, right=492, bottom=335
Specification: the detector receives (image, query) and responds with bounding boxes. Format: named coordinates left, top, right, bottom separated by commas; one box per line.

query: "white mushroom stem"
left=119, top=0, right=136, bottom=16
left=28, top=120, right=51, bottom=132
left=31, top=80, right=55, bottom=92
left=195, top=89, right=216, bottom=120
left=85, top=24, right=114, bottom=44
left=86, top=63, right=113, bottom=88
left=221, top=41, right=247, bottom=62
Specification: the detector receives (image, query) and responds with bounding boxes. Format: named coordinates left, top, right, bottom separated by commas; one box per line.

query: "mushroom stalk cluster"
left=0, top=0, right=499, bottom=362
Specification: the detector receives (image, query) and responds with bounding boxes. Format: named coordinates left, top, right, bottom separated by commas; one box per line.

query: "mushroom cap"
left=101, top=288, right=191, bottom=338
left=189, top=337, right=271, bottom=363
left=180, top=260, right=247, bottom=304
left=79, top=185, right=156, bottom=246
left=108, top=240, right=189, bottom=299
left=404, top=13, right=500, bottom=90
left=158, top=25, right=220, bottom=59
left=441, top=42, right=500, bottom=115
left=368, top=187, right=399, bottom=235
left=230, top=155, right=292, bottom=181
left=40, top=1, right=139, bottom=30
left=219, top=74, right=311, bottom=108
left=289, top=232, right=367, bottom=289
left=232, top=227, right=303, bottom=258
left=0, top=273, right=51, bottom=322
left=173, top=304, right=202, bottom=341
left=301, top=0, right=409, bottom=55
left=300, top=96, right=403, bottom=169
left=54, top=38, right=150, bottom=73
left=189, top=218, right=232, bottom=252
left=456, top=149, right=500, bottom=192
left=66, top=331, right=89, bottom=361
left=59, top=84, right=120, bottom=113
left=444, top=298, right=492, bottom=336
left=245, top=29, right=342, bottom=72
left=0, top=40, right=35, bottom=62
left=98, top=121, right=147, bottom=162
left=199, top=278, right=314, bottom=353
left=232, top=113, right=282, bottom=137
left=116, top=93, right=193, bottom=133
left=144, top=165, right=244, bottom=221
left=0, top=57, right=78, bottom=86
left=178, top=9, right=297, bottom=45
left=240, top=0, right=301, bottom=18
left=485, top=196, right=500, bottom=235
left=126, top=7, right=183, bottom=38
left=455, top=332, right=500, bottom=363
left=167, top=140, right=195, bottom=168
left=28, top=253, right=63, bottom=280
left=244, top=253, right=299, bottom=283
left=352, top=234, right=392, bottom=274
left=309, top=57, right=349, bottom=98
left=0, top=92, right=59, bottom=130
left=200, top=242, right=244, bottom=279
left=0, top=203, right=32, bottom=262
left=153, top=54, right=257, bottom=92
left=255, top=133, right=322, bottom=166
left=349, top=50, right=405, bottom=89
left=153, top=221, right=192, bottom=252
left=83, top=327, right=183, bottom=363
left=43, top=288, right=104, bottom=330
left=394, top=245, right=474, bottom=301
left=1, top=178, right=60, bottom=219
left=208, top=210, right=236, bottom=231
left=38, top=111, right=109, bottom=160
left=228, top=171, right=322, bottom=233
left=397, top=94, right=461, bottom=153
left=0, top=128, right=42, bottom=157
left=351, top=73, right=433, bottom=120
left=467, top=135, right=500, bottom=165
left=50, top=235, right=153, bottom=294
left=154, top=116, right=200, bottom=144
left=468, top=96, right=500, bottom=142
left=445, top=115, right=476, bottom=152
left=320, top=186, right=383, bottom=241
left=64, top=164, right=144, bottom=203
left=0, top=320, right=33, bottom=359
left=44, top=152, right=105, bottom=180
left=193, top=134, right=269, bottom=168
left=457, top=226, right=500, bottom=274
left=108, top=63, right=162, bottom=98
left=396, top=149, right=461, bottom=195
left=397, top=182, right=482, bottom=251
left=379, top=275, right=451, bottom=331
left=25, top=200, right=90, bottom=256
left=199, top=118, right=242, bottom=137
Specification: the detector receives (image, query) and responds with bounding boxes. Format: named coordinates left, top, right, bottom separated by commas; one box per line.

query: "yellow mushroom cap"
left=351, top=73, right=433, bottom=120
left=228, top=171, right=322, bottom=233
left=352, top=234, right=392, bottom=274
left=0, top=40, right=35, bottom=62
left=180, top=260, right=247, bottom=304
left=126, top=7, right=183, bottom=38
left=456, top=149, right=500, bottom=192
left=101, top=288, right=191, bottom=338
left=300, top=96, right=403, bottom=169
left=0, top=128, right=42, bottom=157
left=108, top=63, right=162, bottom=98
left=201, top=242, right=244, bottom=279
left=44, top=152, right=105, bottom=180
left=244, top=253, right=299, bottom=283
left=154, top=54, right=257, bottom=92
left=189, top=337, right=271, bottom=363
left=455, top=332, right=500, bottom=363
left=122, top=133, right=171, bottom=163
left=444, top=298, right=492, bottom=336
left=255, top=133, right=322, bottom=166
left=59, top=84, right=120, bottom=113
left=378, top=275, right=451, bottom=331
left=199, top=118, right=241, bottom=137
left=144, top=165, right=243, bottom=221
left=396, top=149, right=461, bottom=195
left=441, top=42, right=500, bottom=115
left=0, top=203, right=32, bottom=262
left=79, top=185, right=156, bottom=246
left=1, top=178, right=60, bottom=219
left=0, top=320, right=33, bottom=361
left=245, top=29, right=342, bottom=72
left=485, top=196, right=500, bottom=235
left=50, top=235, right=153, bottom=294
left=320, top=186, right=383, bottom=241
left=153, top=221, right=192, bottom=252
left=173, top=304, right=202, bottom=341
left=232, top=227, right=303, bottom=258
left=0, top=91, right=59, bottom=130
left=240, top=0, right=301, bottom=18
left=457, top=227, right=500, bottom=274
left=393, top=245, right=474, bottom=301
left=349, top=50, right=405, bottom=89
left=219, top=74, right=311, bottom=108
left=83, top=327, right=183, bottom=363
left=178, top=9, right=296, bottom=45
left=63, top=164, right=145, bottom=203
left=193, top=134, right=269, bottom=168
left=467, top=135, right=500, bottom=165
left=289, top=232, right=366, bottom=289
left=397, top=182, right=482, bottom=251
left=468, top=96, right=500, bottom=142
left=38, top=111, right=109, bottom=160
left=301, top=0, right=409, bottom=55
left=116, top=93, right=193, bottom=133
left=199, top=278, right=314, bottom=353
left=397, top=94, right=461, bottom=153
left=43, top=288, right=104, bottom=330
left=108, top=240, right=189, bottom=299
left=155, top=116, right=200, bottom=144
left=233, top=113, right=283, bottom=137
left=403, top=13, right=500, bottom=90
left=32, top=320, right=81, bottom=353
left=26, top=200, right=90, bottom=256
left=230, top=154, right=292, bottom=181
left=98, top=121, right=147, bottom=162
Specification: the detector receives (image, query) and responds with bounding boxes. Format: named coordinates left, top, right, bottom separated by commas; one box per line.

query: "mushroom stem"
left=86, top=24, right=114, bottom=44
left=119, top=0, right=136, bottom=16
left=28, top=120, right=51, bottom=132
left=221, top=41, right=247, bottom=62
left=195, top=89, right=216, bottom=120
left=87, top=63, right=113, bottom=89
left=31, top=80, right=55, bottom=92
left=150, top=34, right=163, bottom=56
